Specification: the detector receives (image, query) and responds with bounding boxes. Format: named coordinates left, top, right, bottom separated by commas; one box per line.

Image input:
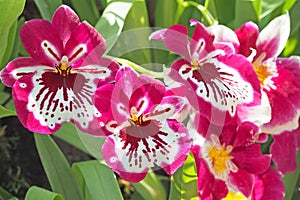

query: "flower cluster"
left=1, top=5, right=299, bottom=199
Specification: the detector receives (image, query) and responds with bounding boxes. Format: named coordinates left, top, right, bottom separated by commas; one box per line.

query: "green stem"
left=174, top=0, right=187, bottom=24
left=183, top=1, right=217, bottom=26
left=116, top=58, right=164, bottom=79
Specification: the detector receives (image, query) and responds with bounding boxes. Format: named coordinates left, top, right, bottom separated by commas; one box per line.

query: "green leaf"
left=0, top=0, right=25, bottom=63
left=0, top=105, right=16, bottom=118
left=54, top=123, right=105, bottom=159
left=132, top=171, right=167, bottom=200
left=9, top=17, right=25, bottom=60
left=70, top=0, right=100, bottom=25
left=205, top=0, right=234, bottom=25
left=24, top=186, right=63, bottom=200
left=0, top=186, right=18, bottom=200
left=109, top=0, right=152, bottom=66
left=232, top=0, right=260, bottom=28
left=34, top=134, right=84, bottom=200
left=154, top=0, right=178, bottom=27
left=283, top=151, right=300, bottom=200
left=95, top=0, right=135, bottom=54
left=72, top=160, right=123, bottom=200
left=0, top=20, right=17, bottom=67
left=33, top=0, right=62, bottom=21
left=169, top=153, right=198, bottom=200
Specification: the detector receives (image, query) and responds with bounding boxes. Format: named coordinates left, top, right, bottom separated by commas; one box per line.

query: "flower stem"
left=116, top=58, right=164, bottom=79
left=182, top=1, right=217, bottom=26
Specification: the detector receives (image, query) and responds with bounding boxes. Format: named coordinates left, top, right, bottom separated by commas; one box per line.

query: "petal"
left=256, top=13, right=290, bottom=60
left=102, top=119, right=190, bottom=181
left=253, top=167, right=285, bottom=200
left=229, top=169, right=254, bottom=198
left=235, top=22, right=259, bottom=57
left=151, top=24, right=190, bottom=60
left=0, top=57, right=49, bottom=87
left=65, top=22, right=106, bottom=65
left=237, top=90, right=271, bottom=127
left=231, top=144, right=271, bottom=174
left=51, top=5, right=80, bottom=45
left=208, top=24, right=240, bottom=53
left=20, top=19, right=63, bottom=65
left=13, top=68, right=102, bottom=134
left=270, top=130, right=298, bottom=173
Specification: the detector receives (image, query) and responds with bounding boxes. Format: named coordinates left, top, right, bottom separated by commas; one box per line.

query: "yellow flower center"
left=253, top=64, right=273, bottom=86
left=56, top=56, right=72, bottom=77
left=128, top=107, right=145, bottom=126
left=223, top=191, right=248, bottom=200
left=207, top=143, right=234, bottom=176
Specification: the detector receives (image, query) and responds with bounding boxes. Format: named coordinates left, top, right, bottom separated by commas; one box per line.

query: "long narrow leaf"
left=33, top=0, right=62, bottom=21
left=0, top=20, right=17, bottom=67
left=25, top=186, right=63, bottom=200
left=34, top=134, right=84, bottom=200
left=72, top=160, right=123, bottom=200
left=95, top=0, right=135, bottom=54
left=169, top=154, right=198, bottom=200
left=0, top=186, right=18, bottom=200
left=132, top=171, right=167, bottom=200
left=0, top=0, right=25, bottom=64
left=54, top=123, right=105, bottom=159
left=0, top=105, right=16, bottom=118
left=70, top=0, right=100, bottom=25
left=283, top=151, right=300, bottom=200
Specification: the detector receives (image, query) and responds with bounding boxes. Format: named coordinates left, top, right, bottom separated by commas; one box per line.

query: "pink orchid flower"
left=94, top=67, right=191, bottom=182
left=235, top=13, right=300, bottom=134
left=191, top=117, right=271, bottom=198
left=0, top=5, right=119, bottom=134
left=150, top=20, right=261, bottom=126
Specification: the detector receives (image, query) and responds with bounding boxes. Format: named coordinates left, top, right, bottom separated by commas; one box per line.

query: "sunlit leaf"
left=0, top=0, right=25, bottom=65
left=169, top=154, right=198, bottom=200
left=24, top=186, right=63, bottom=200
left=33, top=0, right=62, bottom=21
left=72, top=160, right=123, bottom=200
left=0, top=21, right=17, bottom=67
left=154, top=0, right=178, bottom=27
left=205, top=0, right=234, bottom=25
left=95, top=0, right=135, bottom=54
left=132, top=171, right=167, bottom=200
left=34, top=134, right=84, bottom=200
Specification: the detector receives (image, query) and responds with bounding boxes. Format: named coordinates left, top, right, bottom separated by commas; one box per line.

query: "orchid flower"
left=191, top=117, right=271, bottom=199
left=0, top=5, right=119, bottom=134
left=94, top=67, right=191, bottom=182
left=150, top=20, right=261, bottom=126
left=235, top=13, right=300, bottom=134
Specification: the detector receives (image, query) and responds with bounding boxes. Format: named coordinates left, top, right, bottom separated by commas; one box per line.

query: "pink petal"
left=270, top=130, right=298, bottom=173
left=231, top=144, right=271, bottom=174
left=51, top=5, right=80, bottom=45
left=149, top=29, right=166, bottom=40
left=235, top=22, right=259, bottom=57
left=256, top=13, right=290, bottom=60
left=0, top=57, right=45, bottom=87
left=252, top=167, right=285, bottom=200
left=102, top=119, right=190, bottom=182
left=208, top=24, right=240, bottom=53
left=12, top=75, right=61, bottom=134
left=65, top=22, right=106, bottom=66
left=20, top=19, right=63, bottom=66
left=229, top=169, right=254, bottom=198
left=233, top=122, right=259, bottom=147
left=191, top=146, right=228, bottom=199
left=155, top=24, right=190, bottom=60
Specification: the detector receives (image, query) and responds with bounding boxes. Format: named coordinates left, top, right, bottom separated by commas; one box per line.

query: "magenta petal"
left=270, top=130, right=298, bottom=173
left=235, top=22, right=259, bottom=57
left=65, top=22, right=106, bottom=65
left=20, top=19, right=63, bottom=65
left=232, top=144, right=271, bottom=174
left=252, top=167, right=285, bottom=200
left=0, top=57, right=42, bottom=87
left=229, top=169, right=254, bottom=198
left=162, top=24, right=191, bottom=60
left=12, top=75, right=61, bottom=134
left=51, top=5, right=80, bottom=45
